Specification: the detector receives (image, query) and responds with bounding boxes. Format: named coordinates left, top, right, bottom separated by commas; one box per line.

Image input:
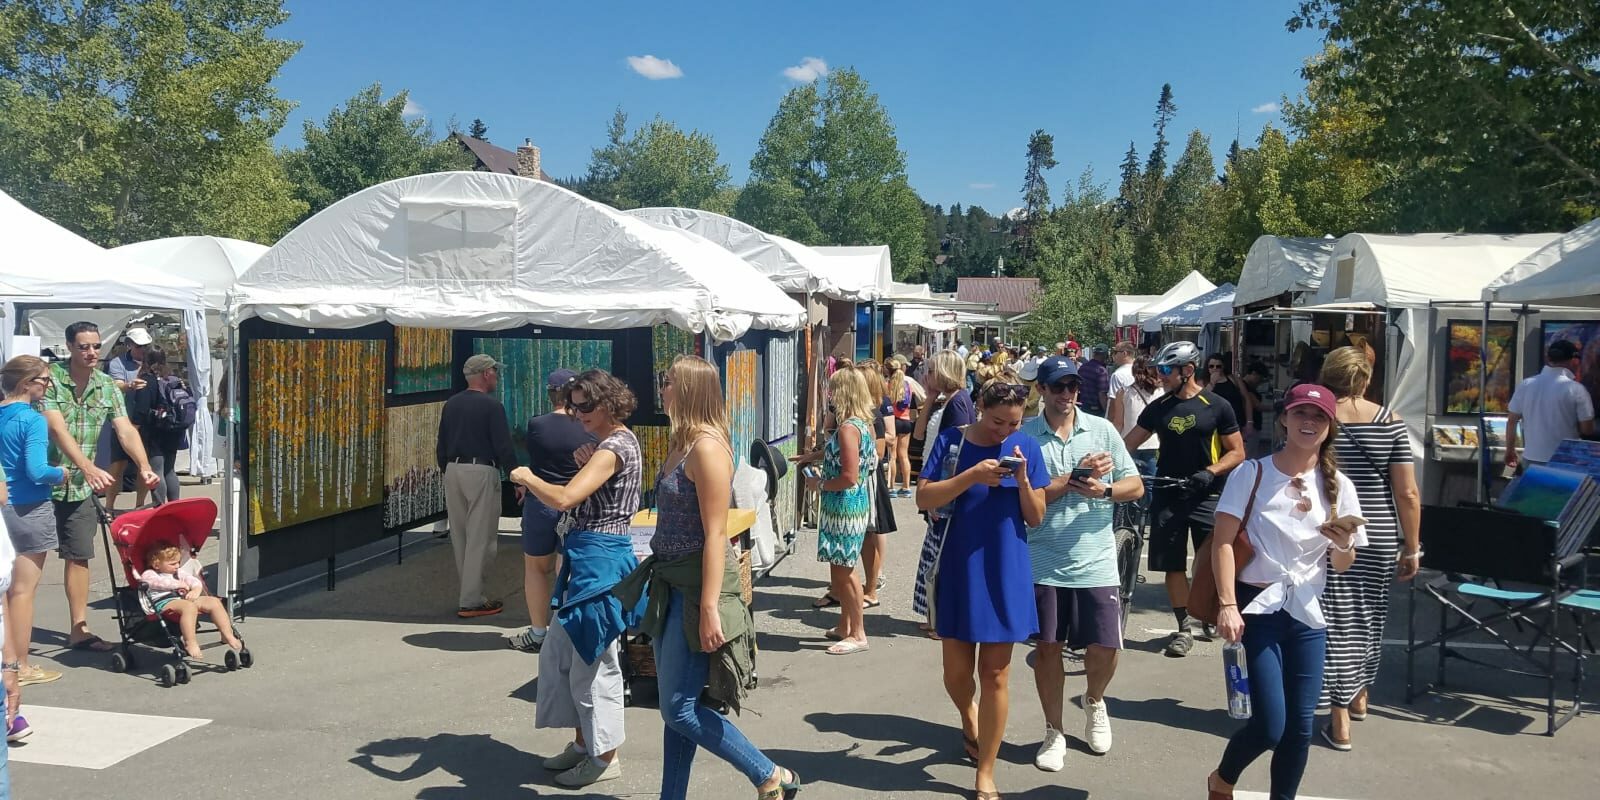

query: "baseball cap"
left=1065, top=339, right=1080, bottom=351
left=1018, top=357, right=1041, bottom=382
left=125, top=327, right=153, bottom=346
left=1036, top=355, right=1079, bottom=386
left=1283, top=383, right=1337, bottom=418
left=1092, top=343, right=1109, bottom=355
left=462, top=353, right=498, bottom=376
left=546, top=368, right=577, bottom=389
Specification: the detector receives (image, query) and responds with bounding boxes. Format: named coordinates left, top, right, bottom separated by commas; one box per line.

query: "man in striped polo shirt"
left=1022, top=355, right=1145, bottom=772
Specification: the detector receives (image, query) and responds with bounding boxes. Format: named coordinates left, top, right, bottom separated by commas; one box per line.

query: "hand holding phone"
left=998, top=456, right=1024, bottom=470
left=1070, top=466, right=1094, bottom=481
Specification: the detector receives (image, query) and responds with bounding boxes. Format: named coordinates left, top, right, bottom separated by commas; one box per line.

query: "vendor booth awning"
left=811, top=245, right=893, bottom=303
left=1481, top=218, right=1600, bottom=308
left=1313, top=232, right=1561, bottom=308
left=113, top=236, right=268, bottom=312
left=1124, top=271, right=1217, bottom=325
left=1115, top=294, right=1162, bottom=326
left=1143, top=283, right=1236, bottom=332
left=625, top=207, right=873, bottom=302
left=230, top=172, right=805, bottom=341
left=1234, top=235, right=1334, bottom=309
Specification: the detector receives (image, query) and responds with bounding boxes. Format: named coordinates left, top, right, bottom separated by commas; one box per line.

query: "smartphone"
left=802, top=465, right=821, bottom=480
left=998, top=456, right=1023, bottom=470
left=1070, top=466, right=1094, bottom=481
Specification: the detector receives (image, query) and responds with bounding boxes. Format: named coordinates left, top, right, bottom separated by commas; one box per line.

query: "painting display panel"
left=394, top=328, right=453, bottom=393
left=1444, top=321, right=1517, bottom=413
left=248, top=339, right=385, bottom=534
left=766, top=335, right=798, bottom=438
left=635, top=425, right=670, bottom=508
left=652, top=325, right=699, bottom=409
left=725, top=348, right=760, bottom=468
left=384, top=402, right=446, bottom=529
left=1543, top=321, right=1600, bottom=412
left=773, top=437, right=799, bottom=536
left=472, top=338, right=613, bottom=463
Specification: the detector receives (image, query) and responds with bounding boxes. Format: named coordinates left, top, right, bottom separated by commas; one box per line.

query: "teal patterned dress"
left=817, top=418, right=877, bottom=567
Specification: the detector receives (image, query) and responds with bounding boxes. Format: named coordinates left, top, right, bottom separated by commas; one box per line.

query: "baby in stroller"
left=139, top=545, right=242, bottom=659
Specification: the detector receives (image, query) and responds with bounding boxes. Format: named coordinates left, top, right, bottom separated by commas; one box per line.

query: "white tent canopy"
left=1114, top=295, right=1161, bottom=327
left=232, top=172, right=804, bottom=340
left=1143, top=283, right=1236, bottom=332
left=113, top=236, right=267, bottom=311
left=624, top=207, right=869, bottom=302
left=811, top=245, right=892, bottom=302
left=1312, top=232, right=1560, bottom=308
left=886, top=282, right=957, bottom=331
left=1234, top=236, right=1334, bottom=309
left=1125, top=271, right=1217, bottom=325
left=1482, top=218, right=1600, bottom=308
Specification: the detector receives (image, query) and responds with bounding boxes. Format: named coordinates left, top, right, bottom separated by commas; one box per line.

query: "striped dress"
left=817, top=418, right=876, bottom=567
left=1321, top=405, right=1410, bottom=708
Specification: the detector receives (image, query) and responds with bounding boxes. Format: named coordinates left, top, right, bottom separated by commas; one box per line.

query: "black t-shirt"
left=1137, top=388, right=1240, bottom=486
left=436, top=389, right=518, bottom=471
left=1210, top=379, right=1248, bottom=429
left=525, top=411, right=596, bottom=485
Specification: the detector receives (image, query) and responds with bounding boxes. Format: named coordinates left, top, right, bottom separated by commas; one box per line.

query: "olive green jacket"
left=613, top=550, right=756, bottom=713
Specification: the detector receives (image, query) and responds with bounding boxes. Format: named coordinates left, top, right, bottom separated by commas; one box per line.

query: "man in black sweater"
left=436, top=353, right=518, bottom=617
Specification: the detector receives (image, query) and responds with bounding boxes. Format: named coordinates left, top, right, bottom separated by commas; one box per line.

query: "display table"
left=630, top=508, right=757, bottom=541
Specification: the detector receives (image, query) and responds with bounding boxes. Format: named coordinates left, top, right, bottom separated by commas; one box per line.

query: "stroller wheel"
left=110, top=651, right=128, bottom=673
left=224, top=649, right=239, bottom=671
left=159, top=664, right=177, bottom=688
left=176, top=663, right=192, bottom=684
left=239, top=647, right=253, bottom=669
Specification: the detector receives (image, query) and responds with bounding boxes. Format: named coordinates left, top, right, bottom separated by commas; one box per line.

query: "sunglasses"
left=983, top=383, right=1029, bottom=402
left=1287, top=475, right=1313, bottom=515
left=571, top=396, right=600, bottom=413
left=1157, top=364, right=1181, bottom=376
left=656, top=371, right=673, bottom=389
left=1045, top=380, right=1079, bottom=394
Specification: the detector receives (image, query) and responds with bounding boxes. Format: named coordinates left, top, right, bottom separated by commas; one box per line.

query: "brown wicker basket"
left=626, top=635, right=657, bottom=678
left=739, top=548, right=754, bottom=606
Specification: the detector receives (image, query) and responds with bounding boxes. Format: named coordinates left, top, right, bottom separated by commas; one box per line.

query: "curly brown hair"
left=570, top=369, right=637, bottom=421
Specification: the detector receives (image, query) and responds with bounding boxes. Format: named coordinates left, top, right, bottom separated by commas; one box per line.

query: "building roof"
left=450, top=133, right=552, bottom=182
left=955, top=277, right=1040, bottom=315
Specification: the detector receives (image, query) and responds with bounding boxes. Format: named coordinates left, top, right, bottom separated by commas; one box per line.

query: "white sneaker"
left=1034, top=726, right=1067, bottom=772
left=1084, top=696, right=1113, bottom=754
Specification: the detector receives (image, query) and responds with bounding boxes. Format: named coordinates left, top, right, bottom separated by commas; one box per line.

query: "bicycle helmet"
left=1153, top=341, right=1202, bottom=369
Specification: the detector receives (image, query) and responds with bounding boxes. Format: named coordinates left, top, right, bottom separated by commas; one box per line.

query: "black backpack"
left=152, top=376, right=199, bottom=432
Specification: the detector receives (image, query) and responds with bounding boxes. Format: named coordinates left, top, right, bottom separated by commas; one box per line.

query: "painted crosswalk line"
left=8, top=706, right=211, bottom=770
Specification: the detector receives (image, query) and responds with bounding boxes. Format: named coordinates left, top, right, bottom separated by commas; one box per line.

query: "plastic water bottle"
left=1222, top=642, right=1252, bottom=720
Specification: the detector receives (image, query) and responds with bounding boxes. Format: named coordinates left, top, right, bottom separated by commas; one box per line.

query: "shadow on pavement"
left=1111, top=696, right=1237, bottom=739
left=402, top=630, right=512, bottom=652
left=350, top=734, right=620, bottom=800
left=787, top=710, right=1054, bottom=795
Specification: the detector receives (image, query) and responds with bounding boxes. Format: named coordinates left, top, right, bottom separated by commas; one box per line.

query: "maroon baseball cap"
left=1283, top=383, right=1337, bottom=418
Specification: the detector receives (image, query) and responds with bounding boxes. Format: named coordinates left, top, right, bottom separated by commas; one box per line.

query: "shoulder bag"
left=1188, top=459, right=1264, bottom=625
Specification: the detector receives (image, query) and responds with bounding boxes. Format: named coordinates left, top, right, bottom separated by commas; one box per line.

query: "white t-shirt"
left=1118, top=383, right=1162, bottom=450
left=1508, top=366, right=1596, bottom=463
left=1108, top=363, right=1135, bottom=400
left=1215, top=458, right=1366, bottom=629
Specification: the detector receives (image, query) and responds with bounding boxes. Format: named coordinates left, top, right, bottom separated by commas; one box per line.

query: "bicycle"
left=1113, top=474, right=1189, bottom=625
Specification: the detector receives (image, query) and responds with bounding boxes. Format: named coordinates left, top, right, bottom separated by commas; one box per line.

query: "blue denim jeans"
left=1217, top=609, right=1327, bottom=800
left=1131, top=449, right=1158, bottom=479
left=654, top=588, right=775, bottom=799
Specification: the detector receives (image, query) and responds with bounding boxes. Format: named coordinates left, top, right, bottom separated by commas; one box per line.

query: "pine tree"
left=1017, top=129, right=1058, bottom=271
left=1115, top=142, right=1142, bottom=225
left=467, top=118, right=489, bottom=140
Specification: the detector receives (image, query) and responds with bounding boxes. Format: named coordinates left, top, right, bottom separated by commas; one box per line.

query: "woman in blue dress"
left=916, top=380, right=1047, bottom=800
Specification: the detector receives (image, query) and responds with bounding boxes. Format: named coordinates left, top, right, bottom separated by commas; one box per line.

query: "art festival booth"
left=1142, top=282, right=1236, bottom=355
left=1120, top=271, right=1216, bottom=349
left=1228, top=237, right=1338, bottom=437
left=1306, top=232, right=1563, bottom=506
left=0, top=190, right=213, bottom=486
left=223, top=172, right=804, bottom=605
left=1113, top=295, right=1162, bottom=344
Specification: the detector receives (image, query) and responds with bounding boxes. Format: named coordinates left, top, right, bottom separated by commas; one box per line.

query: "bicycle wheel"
left=1114, top=526, right=1140, bottom=626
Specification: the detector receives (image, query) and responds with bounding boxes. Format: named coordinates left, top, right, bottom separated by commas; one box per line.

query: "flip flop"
left=863, top=597, right=881, bottom=608
left=825, top=628, right=845, bottom=641
left=962, top=733, right=980, bottom=761
left=68, top=635, right=116, bottom=652
left=811, top=593, right=840, bottom=609
left=825, top=639, right=870, bottom=655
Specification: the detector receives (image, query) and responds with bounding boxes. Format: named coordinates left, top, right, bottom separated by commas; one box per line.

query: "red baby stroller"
left=97, top=496, right=254, bottom=686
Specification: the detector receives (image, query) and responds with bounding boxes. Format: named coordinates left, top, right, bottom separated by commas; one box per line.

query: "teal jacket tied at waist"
left=612, top=550, right=755, bottom=714
left=554, top=531, right=643, bottom=665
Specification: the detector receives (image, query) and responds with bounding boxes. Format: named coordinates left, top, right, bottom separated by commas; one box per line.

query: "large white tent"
left=1234, top=236, right=1335, bottom=309
left=113, top=236, right=267, bottom=312
left=1114, top=295, right=1162, bottom=327
left=811, top=245, right=893, bottom=302
left=624, top=207, right=871, bottom=302
left=1481, top=218, right=1600, bottom=308
left=1143, top=283, right=1237, bottom=332
left=232, top=172, right=804, bottom=339
left=1123, top=271, right=1217, bottom=326
left=1311, top=232, right=1560, bottom=462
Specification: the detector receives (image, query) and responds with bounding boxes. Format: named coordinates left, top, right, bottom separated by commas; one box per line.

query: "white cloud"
left=783, top=57, right=829, bottom=83
left=627, top=55, right=684, bottom=80
left=1251, top=101, right=1280, bottom=115
left=968, top=182, right=996, bottom=190
left=401, top=97, right=424, bottom=118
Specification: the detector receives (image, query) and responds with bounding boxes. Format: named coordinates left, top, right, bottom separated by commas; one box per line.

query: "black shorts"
left=1032, top=585, right=1123, bottom=650
left=894, top=418, right=914, bottom=436
left=1147, top=492, right=1217, bottom=573
left=54, top=498, right=100, bottom=562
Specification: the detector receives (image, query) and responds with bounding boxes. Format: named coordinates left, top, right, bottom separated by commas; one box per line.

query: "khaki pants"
left=444, top=462, right=501, bottom=608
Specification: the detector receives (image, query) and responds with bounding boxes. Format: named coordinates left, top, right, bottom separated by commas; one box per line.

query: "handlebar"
left=1141, top=475, right=1190, bottom=489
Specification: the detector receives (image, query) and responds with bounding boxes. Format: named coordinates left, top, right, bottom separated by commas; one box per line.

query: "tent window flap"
left=405, top=202, right=517, bottom=287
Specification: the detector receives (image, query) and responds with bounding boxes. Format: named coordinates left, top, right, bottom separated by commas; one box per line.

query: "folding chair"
left=1406, top=505, right=1587, bottom=735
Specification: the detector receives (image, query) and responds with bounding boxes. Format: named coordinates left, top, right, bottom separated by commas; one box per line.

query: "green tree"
left=0, top=0, right=305, bottom=244
left=1027, top=169, right=1135, bottom=343
left=1155, top=129, right=1223, bottom=285
left=467, top=118, right=490, bottom=140
left=577, top=108, right=732, bottom=212
left=1290, top=0, right=1600, bottom=229
left=1015, top=129, right=1058, bottom=271
left=735, top=68, right=927, bottom=280
left=282, top=83, right=472, bottom=221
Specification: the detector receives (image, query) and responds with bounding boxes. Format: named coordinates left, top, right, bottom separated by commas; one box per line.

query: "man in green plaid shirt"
left=41, top=322, right=158, bottom=652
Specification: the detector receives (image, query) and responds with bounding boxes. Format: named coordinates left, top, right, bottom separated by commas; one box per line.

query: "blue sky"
left=273, top=1, right=1324, bottom=211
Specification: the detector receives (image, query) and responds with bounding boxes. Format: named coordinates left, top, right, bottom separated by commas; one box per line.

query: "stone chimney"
left=515, top=138, right=542, bottom=180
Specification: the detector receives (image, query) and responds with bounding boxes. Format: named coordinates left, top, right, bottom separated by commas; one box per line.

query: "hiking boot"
left=1164, top=629, right=1195, bottom=658
left=7, top=715, right=31, bottom=743
left=18, top=665, right=62, bottom=687
left=1034, top=726, right=1067, bottom=772
left=509, top=628, right=545, bottom=653
left=555, top=757, right=621, bottom=787
left=542, top=743, right=588, bottom=772
left=1083, top=696, right=1113, bottom=754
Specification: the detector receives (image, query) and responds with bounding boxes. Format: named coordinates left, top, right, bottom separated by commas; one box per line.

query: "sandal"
left=757, top=767, right=801, bottom=799
left=1319, top=724, right=1352, bottom=752
left=961, top=733, right=980, bottom=762
left=1207, top=770, right=1234, bottom=799
left=974, top=790, right=1002, bottom=800
left=811, top=593, right=840, bottom=609
left=825, top=639, right=870, bottom=655
left=824, top=628, right=845, bottom=642
left=67, top=635, right=116, bottom=652
left=862, top=597, right=881, bottom=608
